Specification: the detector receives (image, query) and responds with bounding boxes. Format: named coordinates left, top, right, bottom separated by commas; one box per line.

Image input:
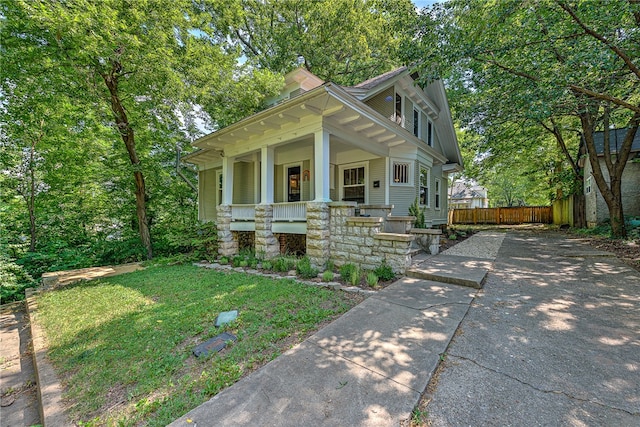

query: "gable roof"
left=352, top=66, right=409, bottom=90
left=593, top=128, right=640, bottom=155
left=449, top=180, right=487, bottom=200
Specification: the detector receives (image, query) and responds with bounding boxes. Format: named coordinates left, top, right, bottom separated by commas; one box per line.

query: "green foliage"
left=349, top=266, right=362, bottom=286
left=34, top=264, right=359, bottom=425
left=218, top=256, right=229, bottom=265
left=324, top=259, right=335, bottom=272
left=296, top=256, right=319, bottom=279
left=339, top=263, right=358, bottom=281
left=272, top=256, right=296, bottom=273
left=321, top=270, right=334, bottom=282
left=261, top=260, right=273, bottom=271
left=1, top=254, right=36, bottom=303
left=365, top=272, right=379, bottom=288
left=373, top=263, right=395, bottom=282
left=408, top=198, right=426, bottom=228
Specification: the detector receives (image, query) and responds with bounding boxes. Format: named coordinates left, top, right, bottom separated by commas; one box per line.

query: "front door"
left=287, top=165, right=301, bottom=202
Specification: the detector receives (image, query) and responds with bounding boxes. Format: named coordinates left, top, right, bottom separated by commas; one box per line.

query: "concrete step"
left=406, top=255, right=492, bottom=289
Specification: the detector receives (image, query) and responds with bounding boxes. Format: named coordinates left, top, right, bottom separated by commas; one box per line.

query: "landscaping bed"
left=33, top=264, right=363, bottom=426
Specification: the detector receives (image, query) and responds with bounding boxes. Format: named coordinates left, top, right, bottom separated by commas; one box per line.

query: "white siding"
left=369, top=157, right=386, bottom=204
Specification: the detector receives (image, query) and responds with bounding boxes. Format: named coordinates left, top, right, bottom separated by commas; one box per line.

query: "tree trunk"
left=28, top=138, right=36, bottom=252
left=102, top=67, right=153, bottom=259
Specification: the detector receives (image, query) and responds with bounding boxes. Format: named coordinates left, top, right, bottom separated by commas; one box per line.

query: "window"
left=395, top=93, right=402, bottom=125
left=413, top=108, right=420, bottom=137
left=585, top=176, right=592, bottom=194
left=420, top=166, right=430, bottom=207
left=342, top=165, right=366, bottom=203
left=216, top=171, right=223, bottom=205
left=391, top=159, right=413, bottom=186
left=435, top=178, right=441, bottom=209
left=427, top=120, right=433, bottom=147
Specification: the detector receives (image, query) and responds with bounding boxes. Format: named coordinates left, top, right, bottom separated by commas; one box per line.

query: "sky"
left=412, top=0, right=442, bottom=8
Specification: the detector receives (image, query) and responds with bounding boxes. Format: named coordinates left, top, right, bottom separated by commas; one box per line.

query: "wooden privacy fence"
left=449, top=206, right=553, bottom=225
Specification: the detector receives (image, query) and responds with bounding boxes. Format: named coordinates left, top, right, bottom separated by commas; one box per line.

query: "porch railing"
left=231, top=204, right=256, bottom=221
left=273, top=202, right=307, bottom=221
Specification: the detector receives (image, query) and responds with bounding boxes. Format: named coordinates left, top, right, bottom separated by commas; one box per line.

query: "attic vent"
left=289, top=88, right=305, bottom=99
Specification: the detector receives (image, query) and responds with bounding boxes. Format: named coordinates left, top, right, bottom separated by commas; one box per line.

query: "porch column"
left=313, top=130, right=331, bottom=202
left=260, top=146, right=274, bottom=204
left=222, top=155, right=234, bottom=205
left=216, top=204, right=238, bottom=257
left=306, top=201, right=330, bottom=268
left=254, top=204, right=280, bottom=259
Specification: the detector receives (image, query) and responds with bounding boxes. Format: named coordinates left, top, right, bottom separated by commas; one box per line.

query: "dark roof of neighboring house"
left=352, top=66, right=408, bottom=90
left=593, top=128, right=640, bottom=154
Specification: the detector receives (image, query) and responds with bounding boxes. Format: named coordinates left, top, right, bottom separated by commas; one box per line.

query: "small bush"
left=448, top=234, right=458, bottom=240
left=261, top=260, right=273, bottom=271
left=219, top=256, right=229, bottom=265
left=272, top=256, right=296, bottom=273
left=232, top=255, right=244, bottom=267
left=366, top=272, right=379, bottom=288
left=239, top=260, right=249, bottom=268
left=339, top=263, right=358, bottom=280
left=349, top=266, right=361, bottom=286
left=409, top=198, right=426, bottom=229
left=373, top=262, right=395, bottom=281
left=321, top=270, right=334, bottom=282
left=1, top=255, right=36, bottom=303
left=296, top=256, right=319, bottom=279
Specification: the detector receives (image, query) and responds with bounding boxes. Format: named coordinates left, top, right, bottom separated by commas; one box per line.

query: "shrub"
left=261, top=260, right=273, bottom=271
left=219, top=256, right=229, bottom=265
left=324, top=259, right=335, bottom=272
left=1, top=255, right=35, bottom=303
left=373, top=262, right=395, bottom=281
left=349, top=266, right=361, bottom=286
left=366, top=272, right=379, bottom=288
left=239, top=260, right=249, bottom=268
left=232, top=255, right=244, bottom=267
left=408, top=198, right=426, bottom=229
left=296, top=256, right=319, bottom=279
left=339, top=263, right=358, bottom=281
left=321, top=270, right=334, bottom=282
left=448, top=234, right=458, bottom=240
left=272, top=256, right=296, bottom=273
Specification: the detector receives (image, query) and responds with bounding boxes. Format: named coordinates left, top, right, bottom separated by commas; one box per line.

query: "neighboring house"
left=184, top=66, right=463, bottom=269
left=448, top=180, right=489, bottom=209
left=582, top=128, right=640, bottom=227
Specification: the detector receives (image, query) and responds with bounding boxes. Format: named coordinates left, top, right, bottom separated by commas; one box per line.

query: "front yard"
left=34, top=264, right=363, bottom=426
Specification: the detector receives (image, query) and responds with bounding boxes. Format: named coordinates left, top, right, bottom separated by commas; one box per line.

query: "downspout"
left=176, top=146, right=197, bottom=192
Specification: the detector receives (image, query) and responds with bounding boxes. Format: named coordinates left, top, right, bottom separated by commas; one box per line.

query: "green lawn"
left=35, top=264, right=362, bottom=426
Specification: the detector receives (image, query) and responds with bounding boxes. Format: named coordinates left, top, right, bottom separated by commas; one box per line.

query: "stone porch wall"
left=255, top=204, right=280, bottom=259
left=328, top=202, right=415, bottom=274
left=217, top=205, right=238, bottom=257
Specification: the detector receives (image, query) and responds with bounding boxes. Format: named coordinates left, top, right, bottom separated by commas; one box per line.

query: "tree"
left=415, top=0, right=640, bottom=237
left=217, top=0, right=418, bottom=85
left=3, top=0, right=280, bottom=258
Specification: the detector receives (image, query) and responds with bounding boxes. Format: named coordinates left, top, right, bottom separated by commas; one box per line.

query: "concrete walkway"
left=424, top=231, right=640, bottom=426
left=170, top=232, right=501, bottom=426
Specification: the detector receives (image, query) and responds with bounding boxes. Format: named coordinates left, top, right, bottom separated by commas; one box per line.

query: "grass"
left=34, top=264, right=361, bottom=426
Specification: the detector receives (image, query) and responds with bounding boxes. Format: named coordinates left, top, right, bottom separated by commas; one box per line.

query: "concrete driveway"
left=425, top=231, right=640, bottom=426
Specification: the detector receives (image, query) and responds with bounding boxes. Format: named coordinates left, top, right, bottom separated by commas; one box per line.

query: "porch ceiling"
left=188, top=83, right=445, bottom=164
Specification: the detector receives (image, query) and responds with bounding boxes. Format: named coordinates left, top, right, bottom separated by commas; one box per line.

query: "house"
left=448, top=180, right=489, bottom=209
left=583, top=128, right=640, bottom=227
left=184, top=67, right=463, bottom=271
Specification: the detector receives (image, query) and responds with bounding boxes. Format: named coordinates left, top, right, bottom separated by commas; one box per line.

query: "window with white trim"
left=435, top=178, right=441, bottom=209
left=420, top=166, right=430, bottom=207
left=341, top=165, right=366, bottom=203
left=413, top=108, right=420, bottom=137
left=391, top=159, right=413, bottom=186
left=585, top=176, right=592, bottom=194
left=427, top=120, right=433, bottom=147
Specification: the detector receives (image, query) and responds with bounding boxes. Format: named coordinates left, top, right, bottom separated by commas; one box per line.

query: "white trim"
left=419, top=165, right=431, bottom=208
left=390, top=158, right=414, bottom=187
left=338, top=161, right=369, bottom=204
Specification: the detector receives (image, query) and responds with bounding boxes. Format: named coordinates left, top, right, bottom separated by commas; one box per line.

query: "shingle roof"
left=351, top=66, right=408, bottom=90
left=593, top=128, right=640, bottom=154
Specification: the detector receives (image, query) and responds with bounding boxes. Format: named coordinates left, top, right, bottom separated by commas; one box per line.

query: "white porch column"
left=260, top=146, right=274, bottom=204
left=313, top=129, right=331, bottom=202
left=222, top=155, right=234, bottom=205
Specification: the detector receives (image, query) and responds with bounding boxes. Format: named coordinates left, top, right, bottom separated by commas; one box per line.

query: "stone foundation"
left=411, top=228, right=442, bottom=255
